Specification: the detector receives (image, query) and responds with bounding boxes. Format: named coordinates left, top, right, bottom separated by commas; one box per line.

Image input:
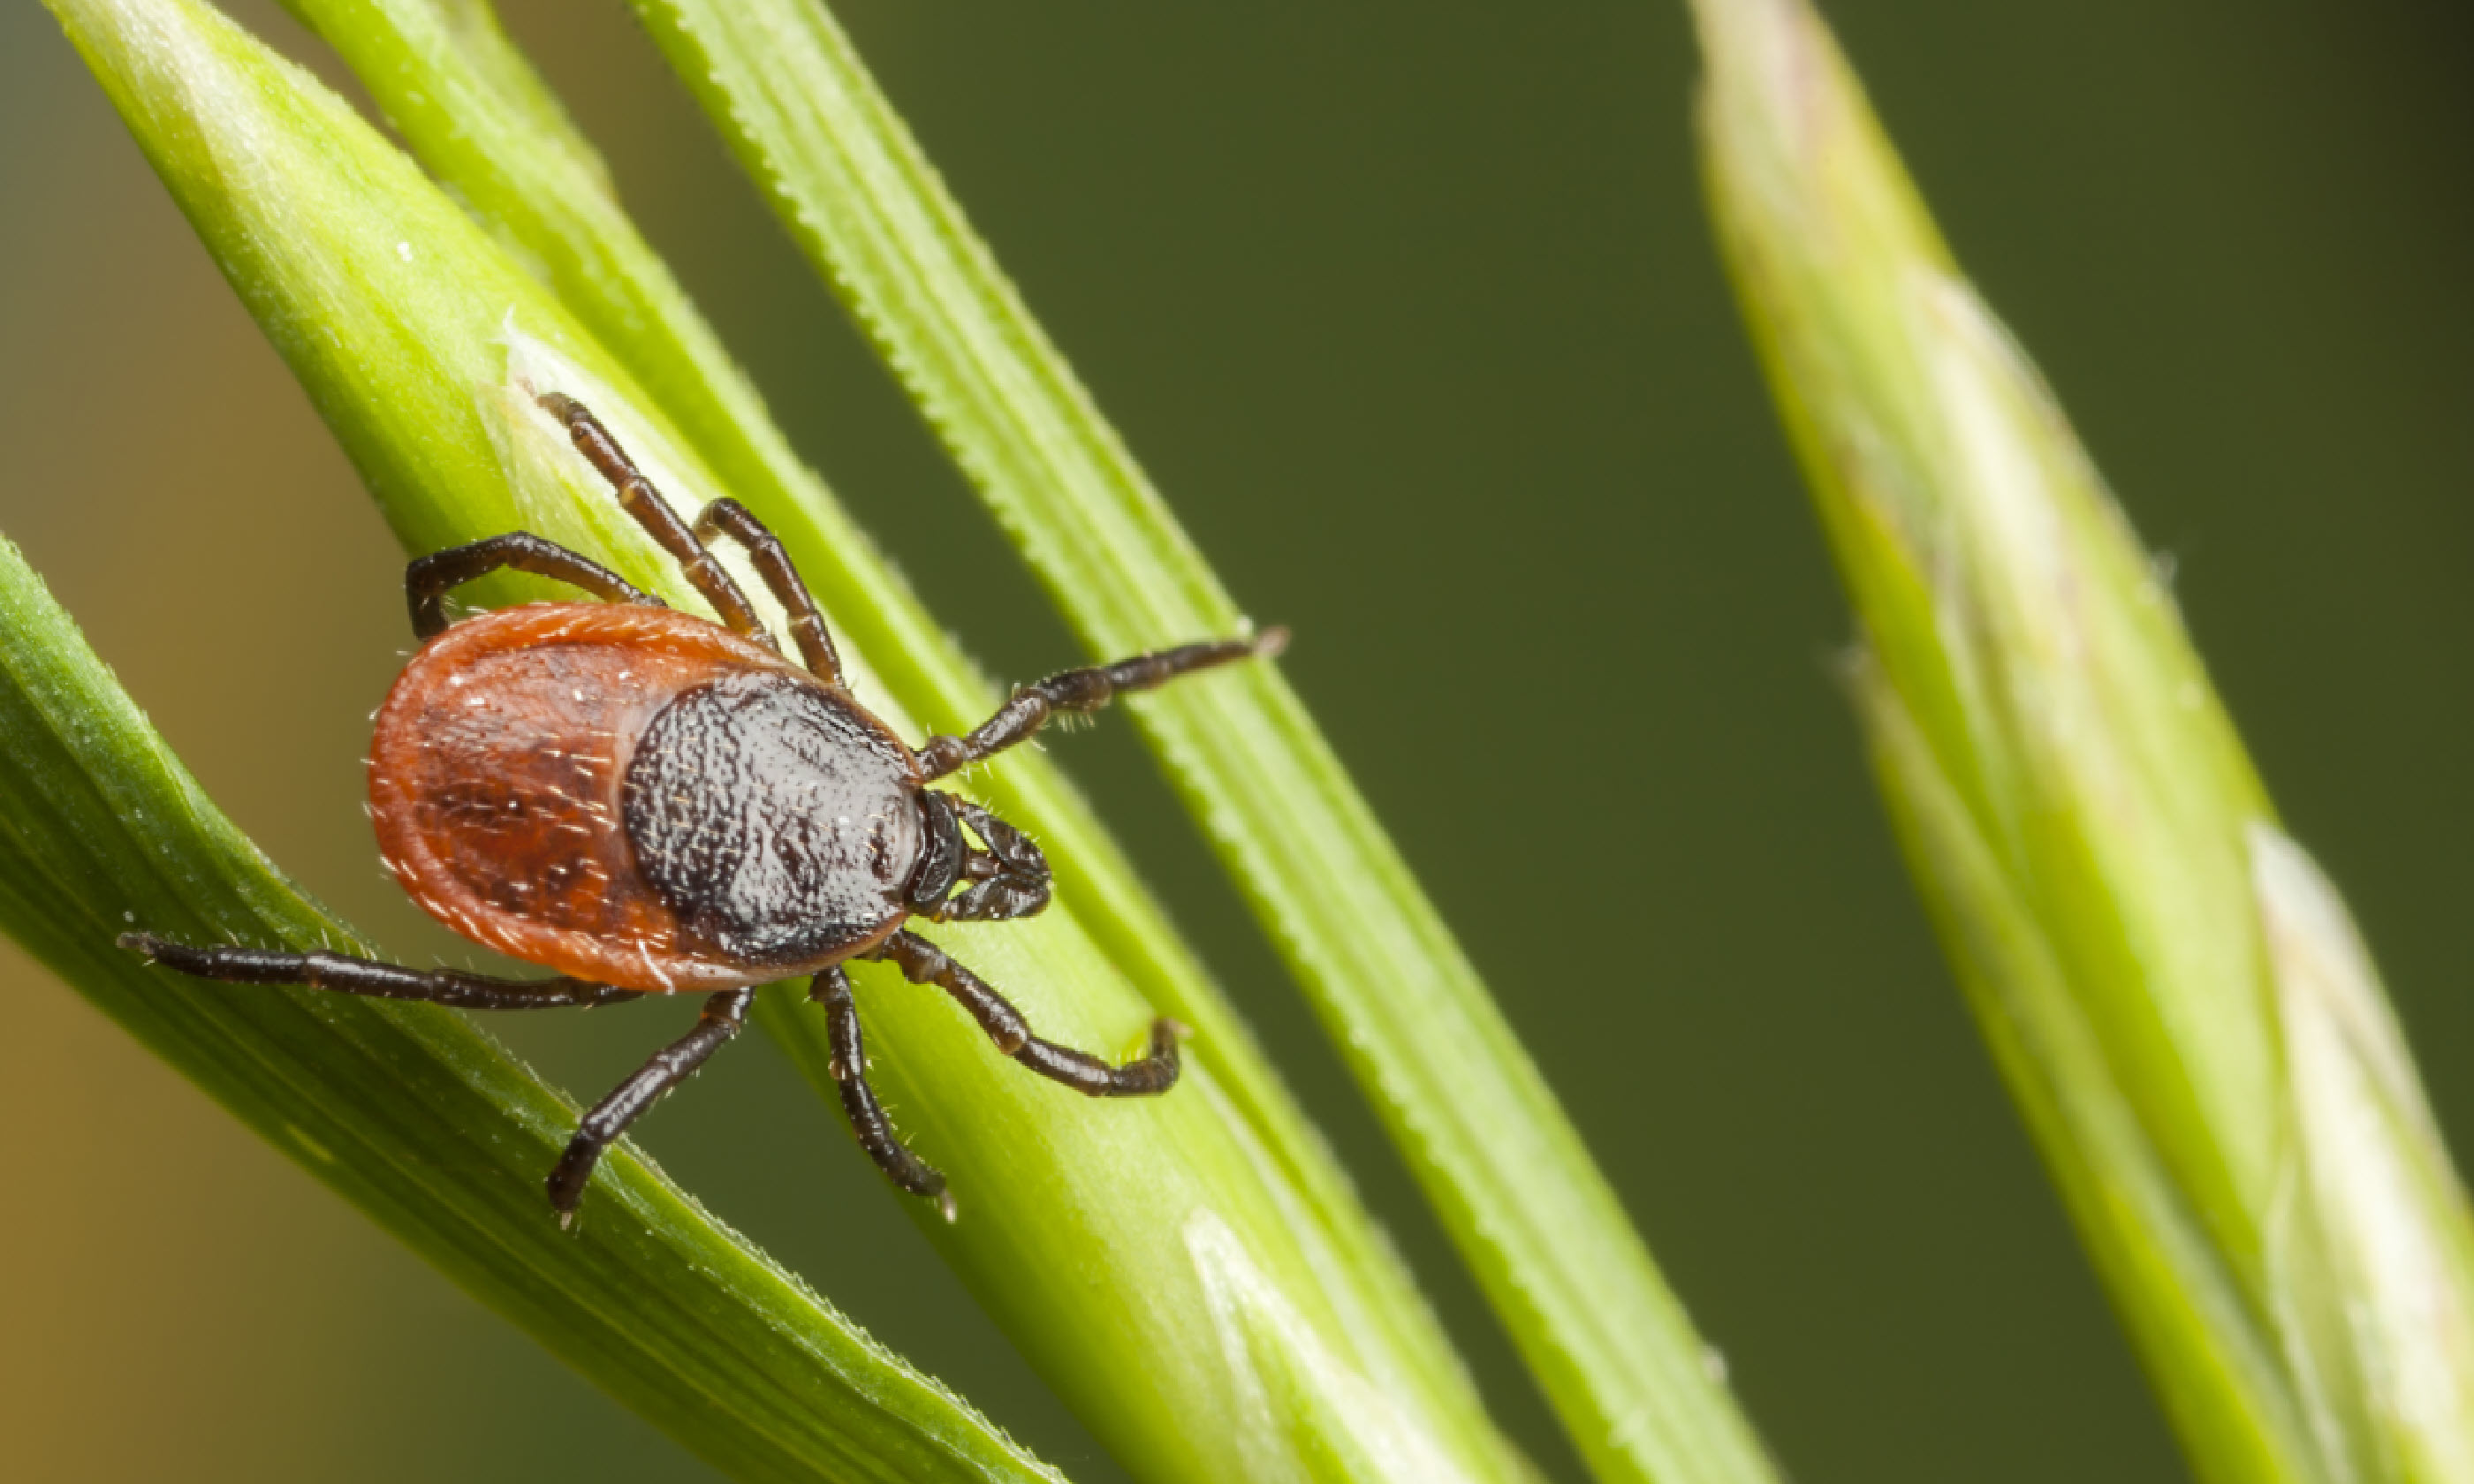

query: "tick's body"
left=374, top=603, right=919, bottom=993
left=125, top=392, right=1280, bottom=1220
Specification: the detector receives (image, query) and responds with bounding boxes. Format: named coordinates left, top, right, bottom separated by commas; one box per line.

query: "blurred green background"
left=4, top=1, right=2470, bottom=1480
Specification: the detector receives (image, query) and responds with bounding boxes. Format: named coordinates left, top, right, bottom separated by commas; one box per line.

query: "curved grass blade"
left=0, top=527, right=1066, bottom=1484
left=1691, top=1, right=2474, bottom=1479
left=43, top=0, right=1532, bottom=1478
left=269, top=0, right=1493, bottom=1452
left=620, top=2, right=1775, bottom=1480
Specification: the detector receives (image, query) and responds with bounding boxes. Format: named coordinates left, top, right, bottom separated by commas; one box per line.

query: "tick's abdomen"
left=368, top=603, right=919, bottom=992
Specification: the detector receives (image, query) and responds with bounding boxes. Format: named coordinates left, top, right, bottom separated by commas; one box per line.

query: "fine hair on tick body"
left=124, top=390, right=1286, bottom=1223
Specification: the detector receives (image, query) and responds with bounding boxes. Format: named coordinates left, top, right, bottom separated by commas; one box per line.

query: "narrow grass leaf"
left=621, top=3, right=1776, bottom=1480
left=269, top=0, right=1499, bottom=1466
left=1693, top=1, right=2474, bottom=1479
left=43, top=0, right=1529, bottom=1478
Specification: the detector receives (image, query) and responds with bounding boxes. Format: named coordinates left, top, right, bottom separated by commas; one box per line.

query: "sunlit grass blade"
left=616, top=4, right=1775, bottom=1481
left=0, top=527, right=1066, bottom=1484
left=44, top=0, right=1532, bottom=1478
left=1690, top=1, right=2474, bottom=1479
left=269, top=0, right=1494, bottom=1457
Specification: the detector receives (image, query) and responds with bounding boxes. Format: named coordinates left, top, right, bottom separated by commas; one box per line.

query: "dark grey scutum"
left=624, top=668, right=922, bottom=965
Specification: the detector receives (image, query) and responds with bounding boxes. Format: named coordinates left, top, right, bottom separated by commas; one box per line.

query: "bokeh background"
left=4, top=1, right=2470, bottom=1480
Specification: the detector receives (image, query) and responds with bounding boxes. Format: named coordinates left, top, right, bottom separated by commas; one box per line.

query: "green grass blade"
left=268, top=0, right=1493, bottom=1456
left=618, top=3, right=1775, bottom=1481
left=0, top=527, right=1065, bottom=1484
left=43, top=0, right=1531, bottom=1478
left=1691, top=1, right=2474, bottom=1480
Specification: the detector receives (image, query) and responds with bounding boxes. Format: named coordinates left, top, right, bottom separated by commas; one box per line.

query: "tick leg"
left=868, top=930, right=1183, bottom=1097
left=692, top=497, right=843, bottom=685
left=547, top=987, right=752, bottom=1218
left=535, top=391, right=777, bottom=651
left=404, top=531, right=661, bottom=640
left=808, top=965, right=953, bottom=1218
left=915, top=630, right=1288, bottom=781
left=120, top=933, right=642, bottom=1010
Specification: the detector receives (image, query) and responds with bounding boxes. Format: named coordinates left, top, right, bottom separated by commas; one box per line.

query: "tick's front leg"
left=866, top=929, right=1185, bottom=1097
left=914, top=629, right=1286, bottom=781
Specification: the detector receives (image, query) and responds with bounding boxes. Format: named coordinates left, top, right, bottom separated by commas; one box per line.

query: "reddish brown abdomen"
left=368, top=604, right=806, bottom=992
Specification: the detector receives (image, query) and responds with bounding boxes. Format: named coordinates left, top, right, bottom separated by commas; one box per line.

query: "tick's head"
left=904, top=790, right=1052, bottom=923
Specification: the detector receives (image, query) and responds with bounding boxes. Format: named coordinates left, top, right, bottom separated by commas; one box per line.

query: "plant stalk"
left=1691, top=2, right=2474, bottom=1480
left=621, top=2, right=1779, bottom=1479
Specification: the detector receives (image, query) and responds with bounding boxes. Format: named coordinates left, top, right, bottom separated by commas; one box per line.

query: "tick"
left=123, top=392, right=1283, bottom=1222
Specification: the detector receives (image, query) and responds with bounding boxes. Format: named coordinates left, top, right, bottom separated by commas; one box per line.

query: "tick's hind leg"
left=809, top=965, right=952, bottom=1219
left=405, top=532, right=662, bottom=640
left=119, top=933, right=643, bottom=1010
left=868, top=930, right=1183, bottom=1097
left=535, top=392, right=777, bottom=652
left=546, top=987, right=753, bottom=1219
left=915, top=630, right=1288, bottom=782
